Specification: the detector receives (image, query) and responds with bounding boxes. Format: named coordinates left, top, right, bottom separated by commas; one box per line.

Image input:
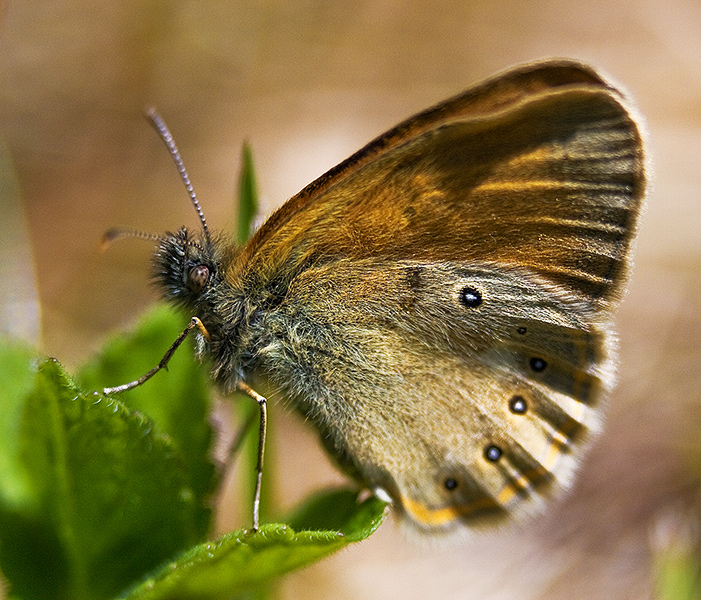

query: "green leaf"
left=0, top=341, right=205, bottom=600
left=236, top=142, right=259, bottom=246
left=77, top=305, right=217, bottom=537
left=120, top=488, right=388, bottom=600
left=285, top=488, right=388, bottom=543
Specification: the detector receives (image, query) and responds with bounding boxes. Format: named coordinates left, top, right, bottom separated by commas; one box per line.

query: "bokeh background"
left=1, top=1, right=700, bottom=599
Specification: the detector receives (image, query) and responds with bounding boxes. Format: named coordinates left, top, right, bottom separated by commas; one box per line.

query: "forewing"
left=234, top=59, right=645, bottom=312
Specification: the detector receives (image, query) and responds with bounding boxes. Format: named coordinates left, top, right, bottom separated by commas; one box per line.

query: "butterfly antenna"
left=145, top=107, right=211, bottom=244
left=100, top=227, right=163, bottom=252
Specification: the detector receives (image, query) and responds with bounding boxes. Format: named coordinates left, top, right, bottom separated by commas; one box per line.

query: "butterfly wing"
left=234, top=60, right=645, bottom=534
left=259, top=258, right=610, bottom=533
left=234, top=59, right=645, bottom=309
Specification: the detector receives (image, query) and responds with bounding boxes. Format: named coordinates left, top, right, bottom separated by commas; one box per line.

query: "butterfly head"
left=152, top=227, right=220, bottom=309
left=151, top=226, right=250, bottom=351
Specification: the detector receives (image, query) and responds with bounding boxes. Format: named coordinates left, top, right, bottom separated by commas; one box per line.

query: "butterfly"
left=105, top=58, right=646, bottom=536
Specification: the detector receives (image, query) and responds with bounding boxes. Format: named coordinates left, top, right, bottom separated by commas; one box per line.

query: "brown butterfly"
left=104, top=58, right=646, bottom=536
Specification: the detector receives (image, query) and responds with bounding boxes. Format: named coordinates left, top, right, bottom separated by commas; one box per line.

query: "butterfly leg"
left=235, top=381, right=268, bottom=532
left=102, top=316, right=210, bottom=394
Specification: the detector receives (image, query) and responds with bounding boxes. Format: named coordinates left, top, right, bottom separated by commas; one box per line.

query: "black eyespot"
left=484, top=445, right=502, bottom=462
left=529, top=357, right=547, bottom=372
left=460, top=286, right=482, bottom=308
left=509, top=395, right=528, bottom=414
left=444, top=478, right=458, bottom=491
left=187, top=265, right=210, bottom=292
left=516, top=326, right=527, bottom=335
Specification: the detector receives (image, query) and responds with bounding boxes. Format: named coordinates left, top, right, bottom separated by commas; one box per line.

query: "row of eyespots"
left=450, top=287, right=548, bottom=492
left=442, top=393, right=531, bottom=491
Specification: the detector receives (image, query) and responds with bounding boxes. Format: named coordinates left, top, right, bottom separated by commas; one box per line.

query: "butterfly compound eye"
left=187, top=264, right=210, bottom=292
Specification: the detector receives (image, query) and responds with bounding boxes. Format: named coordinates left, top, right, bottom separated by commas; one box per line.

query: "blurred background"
left=1, top=1, right=699, bottom=598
